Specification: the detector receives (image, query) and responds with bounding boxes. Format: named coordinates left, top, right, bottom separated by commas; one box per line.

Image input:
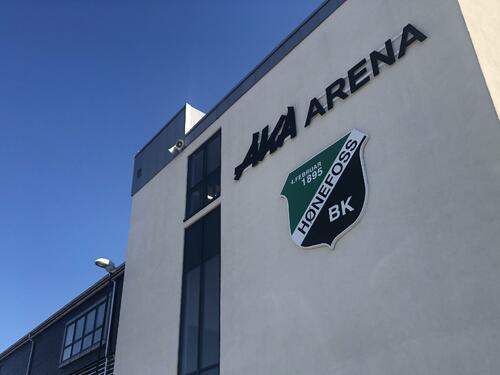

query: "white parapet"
left=185, top=103, right=205, bottom=134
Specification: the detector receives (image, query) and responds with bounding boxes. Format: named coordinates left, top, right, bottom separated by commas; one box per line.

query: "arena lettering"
left=235, top=24, right=427, bottom=181
left=304, top=24, right=427, bottom=127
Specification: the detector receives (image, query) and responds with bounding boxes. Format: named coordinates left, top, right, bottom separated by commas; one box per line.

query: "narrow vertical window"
left=179, top=207, right=220, bottom=375
left=186, top=132, right=221, bottom=218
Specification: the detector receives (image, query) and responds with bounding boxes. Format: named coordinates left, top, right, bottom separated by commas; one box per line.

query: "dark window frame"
left=59, top=298, right=108, bottom=365
left=185, top=131, right=221, bottom=220
left=178, top=206, right=221, bottom=375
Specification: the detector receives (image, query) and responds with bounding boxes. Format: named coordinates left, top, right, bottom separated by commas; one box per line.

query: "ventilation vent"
left=70, top=355, right=115, bottom=375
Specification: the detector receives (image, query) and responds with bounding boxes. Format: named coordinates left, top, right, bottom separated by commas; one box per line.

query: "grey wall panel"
left=0, top=342, right=30, bottom=375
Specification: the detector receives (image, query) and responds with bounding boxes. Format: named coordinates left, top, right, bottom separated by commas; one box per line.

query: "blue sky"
left=0, top=0, right=323, bottom=352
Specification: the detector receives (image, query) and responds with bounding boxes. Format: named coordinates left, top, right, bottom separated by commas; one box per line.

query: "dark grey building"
left=0, top=265, right=124, bottom=375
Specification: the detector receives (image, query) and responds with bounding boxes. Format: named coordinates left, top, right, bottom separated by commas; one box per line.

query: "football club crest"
left=280, top=129, right=368, bottom=249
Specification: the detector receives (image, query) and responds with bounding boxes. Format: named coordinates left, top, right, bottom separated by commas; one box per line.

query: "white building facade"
left=115, top=0, right=500, bottom=374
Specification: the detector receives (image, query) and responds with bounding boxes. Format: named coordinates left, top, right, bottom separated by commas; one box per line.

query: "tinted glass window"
left=180, top=267, right=200, bottom=375
left=206, top=135, right=221, bottom=174
left=189, top=149, right=204, bottom=188
left=203, top=208, right=220, bottom=260
left=93, top=328, right=103, bottom=344
left=96, top=303, right=106, bottom=327
left=74, top=317, right=84, bottom=340
left=64, top=323, right=75, bottom=345
left=62, top=346, right=71, bottom=361
left=85, top=310, right=95, bottom=334
left=184, top=221, right=202, bottom=271
left=201, top=255, right=220, bottom=368
left=61, top=300, right=108, bottom=363
left=179, top=207, right=220, bottom=375
left=82, top=334, right=92, bottom=350
left=188, top=187, right=203, bottom=216
left=72, top=340, right=82, bottom=354
left=186, top=132, right=221, bottom=218
left=201, top=367, right=219, bottom=375
left=205, top=171, right=221, bottom=204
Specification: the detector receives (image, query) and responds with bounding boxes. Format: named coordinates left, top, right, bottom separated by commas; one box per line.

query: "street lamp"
left=95, top=258, right=116, bottom=274
left=94, top=258, right=117, bottom=375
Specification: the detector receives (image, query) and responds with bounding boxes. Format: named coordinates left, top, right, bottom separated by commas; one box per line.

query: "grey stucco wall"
left=115, top=0, right=500, bottom=374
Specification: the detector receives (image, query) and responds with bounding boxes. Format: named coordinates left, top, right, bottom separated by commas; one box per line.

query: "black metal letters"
left=234, top=24, right=427, bottom=181
left=234, top=107, right=297, bottom=180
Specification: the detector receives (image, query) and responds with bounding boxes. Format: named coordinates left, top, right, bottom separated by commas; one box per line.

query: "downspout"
left=25, top=335, right=35, bottom=375
left=104, top=277, right=117, bottom=374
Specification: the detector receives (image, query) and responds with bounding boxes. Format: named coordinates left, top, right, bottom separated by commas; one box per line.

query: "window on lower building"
left=61, top=300, right=107, bottom=363
left=179, top=206, right=220, bottom=375
left=186, top=131, right=221, bottom=219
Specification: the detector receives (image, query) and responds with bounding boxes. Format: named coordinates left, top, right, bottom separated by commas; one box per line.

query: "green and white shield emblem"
left=280, top=129, right=368, bottom=249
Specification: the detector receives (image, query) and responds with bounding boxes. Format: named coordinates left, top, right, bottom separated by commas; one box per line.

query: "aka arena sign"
left=233, top=24, right=427, bottom=249
left=234, top=24, right=427, bottom=181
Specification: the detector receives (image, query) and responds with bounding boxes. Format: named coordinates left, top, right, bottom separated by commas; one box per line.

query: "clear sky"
left=0, top=0, right=324, bottom=353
